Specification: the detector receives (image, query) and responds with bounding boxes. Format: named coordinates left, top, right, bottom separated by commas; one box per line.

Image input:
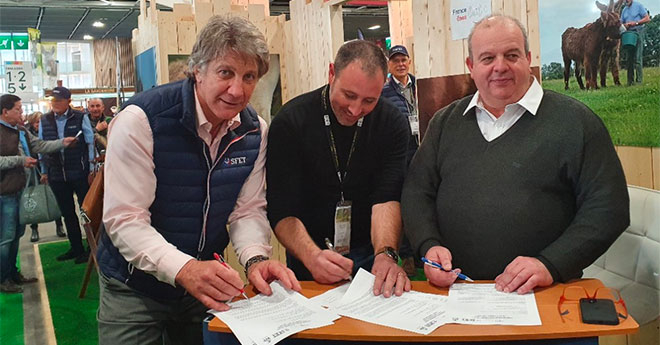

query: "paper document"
left=332, top=268, right=448, bottom=334
left=447, top=283, right=541, bottom=325
left=309, top=282, right=349, bottom=308
left=210, top=281, right=339, bottom=345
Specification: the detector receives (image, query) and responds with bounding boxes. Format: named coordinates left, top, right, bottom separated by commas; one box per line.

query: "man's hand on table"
left=176, top=259, right=245, bottom=311
left=495, top=256, right=553, bottom=294
left=372, top=253, right=411, bottom=297
left=247, top=259, right=301, bottom=296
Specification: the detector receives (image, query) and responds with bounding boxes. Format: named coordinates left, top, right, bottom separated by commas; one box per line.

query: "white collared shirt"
left=463, top=78, right=544, bottom=142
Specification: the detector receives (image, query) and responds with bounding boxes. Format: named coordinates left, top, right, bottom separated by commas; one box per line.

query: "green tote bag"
left=19, top=168, right=62, bottom=225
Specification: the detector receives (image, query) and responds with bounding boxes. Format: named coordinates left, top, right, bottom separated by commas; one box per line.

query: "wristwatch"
left=375, top=246, right=399, bottom=263
left=244, top=255, right=269, bottom=274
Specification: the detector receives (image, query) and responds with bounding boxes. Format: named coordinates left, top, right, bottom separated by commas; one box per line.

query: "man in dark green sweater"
left=401, top=15, right=629, bottom=295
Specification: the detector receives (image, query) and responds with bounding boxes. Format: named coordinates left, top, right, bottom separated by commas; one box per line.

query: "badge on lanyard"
left=334, top=200, right=351, bottom=255
left=322, top=86, right=362, bottom=256
left=408, top=114, right=420, bottom=137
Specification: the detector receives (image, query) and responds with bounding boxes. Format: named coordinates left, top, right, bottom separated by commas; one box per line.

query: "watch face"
left=385, top=247, right=399, bottom=262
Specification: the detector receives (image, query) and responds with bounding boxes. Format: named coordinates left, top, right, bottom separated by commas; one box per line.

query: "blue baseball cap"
left=388, top=45, right=409, bottom=58
left=51, top=86, right=71, bottom=100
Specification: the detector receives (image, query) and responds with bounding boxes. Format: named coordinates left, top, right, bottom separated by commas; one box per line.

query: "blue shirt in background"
left=621, top=1, right=648, bottom=28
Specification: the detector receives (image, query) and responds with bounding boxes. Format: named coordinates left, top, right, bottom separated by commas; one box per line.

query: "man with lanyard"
left=621, top=0, right=650, bottom=85
left=0, top=94, right=75, bottom=293
left=381, top=45, right=419, bottom=165
left=267, top=40, right=411, bottom=297
left=39, top=86, right=95, bottom=264
left=380, top=44, right=420, bottom=276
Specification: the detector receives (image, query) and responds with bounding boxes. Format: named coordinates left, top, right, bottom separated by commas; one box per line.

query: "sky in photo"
left=538, top=0, right=660, bottom=65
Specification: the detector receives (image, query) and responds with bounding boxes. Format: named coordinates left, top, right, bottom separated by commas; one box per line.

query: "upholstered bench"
left=583, top=185, right=659, bottom=344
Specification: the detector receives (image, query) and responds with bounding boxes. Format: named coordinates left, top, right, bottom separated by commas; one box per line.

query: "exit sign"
left=0, top=33, right=29, bottom=50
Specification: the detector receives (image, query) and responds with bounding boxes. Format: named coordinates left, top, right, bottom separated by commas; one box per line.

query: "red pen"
left=214, top=252, right=249, bottom=302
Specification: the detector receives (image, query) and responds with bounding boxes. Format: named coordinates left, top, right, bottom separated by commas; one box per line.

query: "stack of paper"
left=330, top=268, right=448, bottom=335
left=209, top=281, right=339, bottom=345
left=211, top=269, right=543, bottom=345
left=446, top=283, right=542, bottom=325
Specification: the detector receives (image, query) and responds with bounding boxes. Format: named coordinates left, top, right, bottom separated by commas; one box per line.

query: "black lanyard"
left=321, top=85, right=362, bottom=201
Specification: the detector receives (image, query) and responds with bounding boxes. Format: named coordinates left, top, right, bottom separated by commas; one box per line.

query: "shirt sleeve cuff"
left=237, top=245, right=272, bottom=267
left=536, top=255, right=561, bottom=283
left=156, top=249, right=195, bottom=287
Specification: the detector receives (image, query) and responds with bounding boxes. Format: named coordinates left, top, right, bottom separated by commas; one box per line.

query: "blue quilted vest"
left=381, top=74, right=418, bottom=165
left=40, top=109, right=89, bottom=181
left=97, top=78, right=262, bottom=300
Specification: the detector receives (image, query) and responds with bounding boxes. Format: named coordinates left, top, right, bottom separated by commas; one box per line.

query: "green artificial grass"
left=0, top=292, right=23, bottom=345
left=542, top=67, right=660, bottom=147
left=39, top=241, right=99, bottom=345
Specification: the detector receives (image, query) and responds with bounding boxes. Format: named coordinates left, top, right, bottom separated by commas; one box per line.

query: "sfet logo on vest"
left=223, top=156, right=247, bottom=167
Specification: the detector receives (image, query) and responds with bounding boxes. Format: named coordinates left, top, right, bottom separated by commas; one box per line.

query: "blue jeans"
left=0, top=193, right=25, bottom=283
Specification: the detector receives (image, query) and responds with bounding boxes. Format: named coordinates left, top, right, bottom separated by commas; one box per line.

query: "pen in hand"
left=324, top=238, right=352, bottom=281
left=421, top=257, right=474, bottom=282
left=213, top=252, right=250, bottom=303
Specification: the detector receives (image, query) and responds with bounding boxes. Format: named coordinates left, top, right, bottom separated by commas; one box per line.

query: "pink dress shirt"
left=103, top=92, right=272, bottom=287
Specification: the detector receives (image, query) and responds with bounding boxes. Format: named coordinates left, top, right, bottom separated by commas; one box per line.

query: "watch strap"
left=244, top=255, right=269, bottom=274
left=375, top=246, right=399, bottom=262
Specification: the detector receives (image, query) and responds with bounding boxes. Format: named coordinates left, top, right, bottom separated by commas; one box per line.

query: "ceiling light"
left=83, top=35, right=94, bottom=40
left=368, top=25, right=381, bottom=30
left=92, top=21, right=105, bottom=28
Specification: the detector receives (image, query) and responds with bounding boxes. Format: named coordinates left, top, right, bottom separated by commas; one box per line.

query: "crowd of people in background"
left=0, top=90, right=116, bottom=293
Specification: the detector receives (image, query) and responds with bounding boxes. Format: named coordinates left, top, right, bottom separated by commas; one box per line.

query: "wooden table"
left=206, top=279, right=638, bottom=343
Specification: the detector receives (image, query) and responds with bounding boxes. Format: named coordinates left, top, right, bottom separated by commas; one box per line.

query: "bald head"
left=468, top=15, right=529, bottom=60
left=87, top=98, right=105, bottom=119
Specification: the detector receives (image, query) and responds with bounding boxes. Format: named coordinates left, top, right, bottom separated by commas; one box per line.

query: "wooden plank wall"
left=93, top=38, right=134, bottom=88
left=407, top=0, right=540, bottom=79
left=616, top=146, right=660, bottom=190
left=280, top=0, right=344, bottom=103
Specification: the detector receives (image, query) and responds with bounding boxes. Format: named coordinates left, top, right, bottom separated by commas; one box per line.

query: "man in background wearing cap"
left=39, top=86, right=95, bottom=264
left=380, top=44, right=419, bottom=276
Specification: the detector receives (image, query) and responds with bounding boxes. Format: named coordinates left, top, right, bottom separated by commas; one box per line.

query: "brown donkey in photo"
left=597, top=0, right=625, bottom=87
left=561, top=0, right=622, bottom=90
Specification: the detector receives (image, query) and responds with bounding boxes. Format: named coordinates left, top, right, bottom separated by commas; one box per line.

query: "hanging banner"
left=450, top=0, right=491, bottom=41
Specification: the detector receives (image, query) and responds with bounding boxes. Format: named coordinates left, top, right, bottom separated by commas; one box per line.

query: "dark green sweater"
left=401, top=90, right=629, bottom=282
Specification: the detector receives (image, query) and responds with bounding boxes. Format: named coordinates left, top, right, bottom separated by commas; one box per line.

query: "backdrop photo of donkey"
left=561, top=0, right=624, bottom=90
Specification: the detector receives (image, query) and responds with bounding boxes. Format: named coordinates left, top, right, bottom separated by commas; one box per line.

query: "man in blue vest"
left=97, top=15, right=300, bottom=344
left=39, top=86, right=95, bottom=264
left=381, top=45, right=418, bottom=165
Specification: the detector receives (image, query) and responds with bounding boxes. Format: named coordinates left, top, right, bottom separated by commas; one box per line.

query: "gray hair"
left=467, top=15, right=529, bottom=59
left=185, top=15, right=269, bottom=79
left=87, top=98, right=103, bottom=105
left=334, top=40, right=387, bottom=81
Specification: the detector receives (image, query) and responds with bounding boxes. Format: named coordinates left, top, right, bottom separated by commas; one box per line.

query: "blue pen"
left=421, top=257, right=474, bottom=282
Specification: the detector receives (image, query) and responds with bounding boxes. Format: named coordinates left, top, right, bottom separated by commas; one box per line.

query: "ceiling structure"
left=0, top=0, right=389, bottom=42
